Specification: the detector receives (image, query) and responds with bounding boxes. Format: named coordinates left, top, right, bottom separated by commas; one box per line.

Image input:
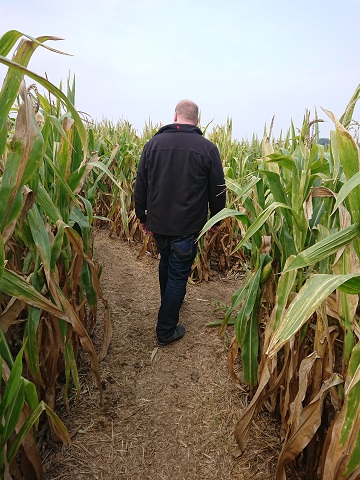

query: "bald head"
left=174, top=99, right=199, bottom=125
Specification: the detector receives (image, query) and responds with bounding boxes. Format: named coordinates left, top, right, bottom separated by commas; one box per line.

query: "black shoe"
left=157, top=323, right=186, bottom=347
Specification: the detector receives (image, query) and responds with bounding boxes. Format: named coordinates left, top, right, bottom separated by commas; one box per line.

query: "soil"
left=43, top=229, right=280, bottom=480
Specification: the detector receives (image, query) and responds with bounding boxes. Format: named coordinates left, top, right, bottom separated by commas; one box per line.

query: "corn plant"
left=0, top=29, right=112, bottom=477
left=89, top=119, right=145, bottom=240
left=0, top=343, right=70, bottom=479
left=199, top=86, right=360, bottom=479
left=90, top=117, right=259, bottom=280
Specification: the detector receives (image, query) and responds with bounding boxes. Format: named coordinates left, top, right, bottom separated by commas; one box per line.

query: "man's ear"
left=174, top=112, right=178, bottom=122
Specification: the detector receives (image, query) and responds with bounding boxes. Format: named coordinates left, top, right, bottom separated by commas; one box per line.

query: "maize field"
left=0, top=29, right=360, bottom=480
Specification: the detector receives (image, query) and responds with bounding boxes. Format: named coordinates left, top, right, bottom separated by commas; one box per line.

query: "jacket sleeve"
left=134, top=146, right=148, bottom=224
left=208, top=146, right=226, bottom=221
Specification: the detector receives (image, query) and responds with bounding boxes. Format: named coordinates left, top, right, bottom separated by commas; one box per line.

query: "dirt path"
left=43, top=230, right=279, bottom=480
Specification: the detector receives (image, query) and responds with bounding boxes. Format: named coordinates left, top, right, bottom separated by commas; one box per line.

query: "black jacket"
left=134, top=123, right=226, bottom=236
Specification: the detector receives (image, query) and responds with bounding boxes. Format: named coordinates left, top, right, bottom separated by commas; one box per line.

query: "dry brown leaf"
left=0, top=298, right=26, bottom=333
left=234, top=360, right=274, bottom=452
left=276, top=374, right=342, bottom=480
left=2, top=360, right=44, bottom=479
left=48, top=273, right=103, bottom=405
left=321, top=407, right=350, bottom=479
left=288, top=352, right=319, bottom=430
left=73, top=152, right=100, bottom=195
left=227, top=336, right=243, bottom=389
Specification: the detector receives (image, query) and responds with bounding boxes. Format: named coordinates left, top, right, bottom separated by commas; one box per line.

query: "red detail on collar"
left=176, top=125, right=180, bottom=129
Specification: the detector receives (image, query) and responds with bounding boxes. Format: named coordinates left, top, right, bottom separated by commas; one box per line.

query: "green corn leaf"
left=43, top=402, right=71, bottom=445
left=24, top=307, right=43, bottom=386
left=70, top=204, right=91, bottom=253
left=81, top=262, right=97, bottom=310
left=79, top=195, right=94, bottom=226
left=1, top=30, right=68, bottom=59
left=267, top=153, right=294, bottom=170
left=93, top=215, right=112, bottom=222
left=332, top=171, right=360, bottom=215
left=0, top=80, right=43, bottom=232
left=225, top=175, right=260, bottom=200
left=285, top=224, right=360, bottom=272
left=71, top=124, right=84, bottom=172
left=242, top=295, right=260, bottom=386
left=0, top=54, right=87, bottom=157
left=0, top=34, right=68, bottom=154
left=324, top=108, right=360, bottom=225
left=20, top=121, right=44, bottom=187
left=64, top=337, right=81, bottom=408
left=277, top=227, right=297, bottom=268
left=48, top=280, right=103, bottom=404
left=0, top=140, right=23, bottom=232
left=57, top=117, right=74, bottom=179
left=0, top=345, right=25, bottom=420
left=341, top=342, right=360, bottom=476
left=332, top=243, right=355, bottom=366
left=330, top=129, right=341, bottom=180
left=336, top=129, right=360, bottom=226
left=243, top=196, right=257, bottom=218
left=50, top=223, right=65, bottom=272
left=0, top=30, right=23, bottom=57
left=310, top=157, right=331, bottom=176
left=36, top=183, right=63, bottom=224
left=322, top=343, right=360, bottom=479
left=198, top=208, right=250, bottom=239
left=6, top=399, right=69, bottom=465
left=235, top=259, right=263, bottom=347
left=273, top=256, right=297, bottom=330
left=3, top=380, right=25, bottom=444
left=47, top=114, right=70, bottom=143
left=6, top=401, right=44, bottom=465
left=44, top=154, right=79, bottom=206
left=256, top=177, right=265, bottom=209
left=337, top=277, right=360, bottom=294
left=259, top=170, right=293, bottom=225
left=339, top=83, right=360, bottom=128
left=267, top=273, right=360, bottom=357
left=22, top=378, right=40, bottom=415
left=0, top=234, right=4, bottom=285
left=0, top=331, right=13, bottom=369
left=259, top=170, right=288, bottom=205
left=70, top=204, right=90, bottom=230
left=0, top=181, right=23, bottom=234
left=224, top=279, right=251, bottom=324
left=88, top=160, right=126, bottom=193
left=28, top=206, right=51, bottom=271
left=341, top=342, right=360, bottom=442
left=0, top=269, right=68, bottom=320
left=343, top=422, right=360, bottom=477
left=68, top=164, right=87, bottom=192
left=232, top=202, right=304, bottom=254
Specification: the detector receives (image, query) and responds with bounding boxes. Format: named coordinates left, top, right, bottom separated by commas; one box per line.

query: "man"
left=134, top=99, right=226, bottom=346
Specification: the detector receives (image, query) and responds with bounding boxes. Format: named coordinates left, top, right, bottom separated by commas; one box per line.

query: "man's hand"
left=209, top=225, right=219, bottom=234
left=140, top=223, right=152, bottom=236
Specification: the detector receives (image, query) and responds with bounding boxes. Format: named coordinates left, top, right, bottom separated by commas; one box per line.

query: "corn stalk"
left=0, top=30, right=111, bottom=478
left=199, top=87, right=360, bottom=479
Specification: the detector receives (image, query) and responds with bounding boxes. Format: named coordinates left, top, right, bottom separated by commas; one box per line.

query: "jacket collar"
left=155, top=123, right=203, bottom=136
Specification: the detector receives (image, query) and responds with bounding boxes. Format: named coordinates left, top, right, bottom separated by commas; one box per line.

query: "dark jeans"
left=153, top=233, right=198, bottom=340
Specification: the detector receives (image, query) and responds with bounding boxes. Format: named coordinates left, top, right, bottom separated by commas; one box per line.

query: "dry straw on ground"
left=43, top=229, right=280, bottom=480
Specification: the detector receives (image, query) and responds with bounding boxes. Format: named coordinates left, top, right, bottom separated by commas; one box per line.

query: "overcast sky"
left=1, top=0, right=360, bottom=140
